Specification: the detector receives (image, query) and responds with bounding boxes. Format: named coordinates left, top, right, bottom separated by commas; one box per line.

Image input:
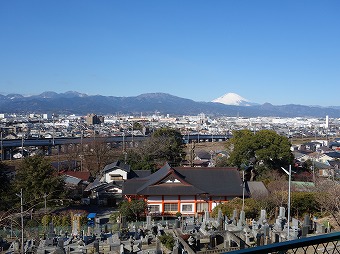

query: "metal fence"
left=226, top=231, right=340, bottom=254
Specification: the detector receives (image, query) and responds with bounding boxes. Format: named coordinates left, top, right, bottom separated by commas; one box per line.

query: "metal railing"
left=226, top=231, right=340, bottom=254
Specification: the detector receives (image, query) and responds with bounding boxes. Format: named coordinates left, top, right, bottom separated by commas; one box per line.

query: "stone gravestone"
left=93, top=240, right=100, bottom=254
left=231, top=209, right=238, bottom=225
left=262, top=225, right=270, bottom=245
left=121, top=216, right=127, bottom=230
left=174, top=219, right=180, bottom=229
left=146, top=215, right=152, bottom=230
left=316, top=223, right=326, bottom=234
left=291, top=218, right=299, bottom=239
left=274, top=207, right=286, bottom=232
left=155, top=238, right=162, bottom=254
left=172, top=238, right=180, bottom=254
left=195, top=232, right=201, bottom=251
left=303, top=215, right=312, bottom=233
left=237, top=210, right=246, bottom=228
left=119, top=243, right=124, bottom=254
left=259, top=209, right=267, bottom=225
left=301, top=225, right=309, bottom=238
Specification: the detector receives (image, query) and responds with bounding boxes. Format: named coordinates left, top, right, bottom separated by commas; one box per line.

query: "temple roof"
left=122, top=163, right=245, bottom=197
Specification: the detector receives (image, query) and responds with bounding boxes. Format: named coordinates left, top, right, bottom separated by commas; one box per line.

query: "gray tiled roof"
left=102, top=160, right=131, bottom=173
left=246, top=181, right=269, bottom=197
left=84, top=178, right=107, bottom=191
left=128, top=170, right=152, bottom=179
left=122, top=163, right=245, bottom=197
left=63, top=175, right=82, bottom=186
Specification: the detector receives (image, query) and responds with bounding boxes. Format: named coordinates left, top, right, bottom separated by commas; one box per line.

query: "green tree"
left=14, top=155, right=66, bottom=208
left=132, top=121, right=143, bottom=131
left=212, top=197, right=261, bottom=219
left=159, top=233, right=175, bottom=250
left=41, top=214, right=52, bottom=228
left=61, top=214, right=71, bottom=228
left=109, top=211, right=120, bottom=223
left=52, top=214, right=62, bottom=227
left=291, top=192, right=318, bottom=218
left=119, top=199, right=147, bottom=222
left=126, top=128, right=185, bottom=171
left=125, top=150, right=156, bottom=170
left=0, top=162, right=14, bottom=211
left=215, top=156, right=229, bottom=167
left=79, top=214, right=88, bottom=226
left=227, top=130, right=293, bottom=179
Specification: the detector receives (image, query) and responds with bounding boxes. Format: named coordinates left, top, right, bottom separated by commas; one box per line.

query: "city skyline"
left=1, top=1, right=339, bottom=106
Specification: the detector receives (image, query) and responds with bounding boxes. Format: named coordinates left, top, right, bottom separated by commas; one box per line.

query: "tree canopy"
left=14, top=155, right=66, bottom=207
left=126, top=127, right=185, bottom=171
left=119, top=199, right=147, bottom=222
left=0, top=162, right=13, bottom=211
left=226, top=129, right=293, bottom=179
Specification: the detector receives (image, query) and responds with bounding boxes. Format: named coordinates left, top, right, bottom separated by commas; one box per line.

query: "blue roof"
left=87, top=213, right=97, bottom=219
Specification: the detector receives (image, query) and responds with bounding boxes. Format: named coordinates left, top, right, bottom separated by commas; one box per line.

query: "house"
left=181, top=150, right=214, bottom=167
left=329, top=160, right=340, bottom=170
left=324, top=151, right=340, bottom=160
left=301, top=151, right=338, bottom=164
left=329, top=141, right=340, bottom=151
left=317, top=153, right=339, bottom=164
left=100, top=161, right=131, bottom=183
left=194, top=150, right=214, bottom=167
left=194, top=150, right=212, bottom=161
left=300, top=142, right=322, bottom=152
left=318, top=146, right=333, bottom=153
left=293, top=151, right=312, bottom=163
left=59, top=170, right=92, bottom=201
left=326, top=161, right=340, bottom=179
left=314, top=161, right=332, bottom=177
left=122, top=163, right=246, bottom=216
left=84, top=160, right=151, bottom=206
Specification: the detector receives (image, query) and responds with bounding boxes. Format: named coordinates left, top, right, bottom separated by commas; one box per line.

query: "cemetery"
left=3, top=205, right=335, bottom=253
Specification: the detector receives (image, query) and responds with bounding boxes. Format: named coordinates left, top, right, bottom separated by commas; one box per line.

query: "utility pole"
left=16, top=189, right=24, bottom=254
left=242, top=170, right=245, bottom=211
left=21, top=135, right=24, bottom=159
left=190, top=141, right=196, bottom=167
left=281, top=165, right=292, bottom=240
left=44, top=193, right=47, bottom=214
left=0, top=131, right=3, bottom=161
left=131, top=121, right=134, bottom=147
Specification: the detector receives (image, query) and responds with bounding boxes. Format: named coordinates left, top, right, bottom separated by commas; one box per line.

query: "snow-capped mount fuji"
left=212, top=92, right=256, bottom=106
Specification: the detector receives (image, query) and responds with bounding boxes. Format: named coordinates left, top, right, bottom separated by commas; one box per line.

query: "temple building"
left=122, top=163, right=247, bottom=216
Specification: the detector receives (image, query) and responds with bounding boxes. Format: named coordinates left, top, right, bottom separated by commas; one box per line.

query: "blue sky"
left=0, top=1, right=339, bottom=106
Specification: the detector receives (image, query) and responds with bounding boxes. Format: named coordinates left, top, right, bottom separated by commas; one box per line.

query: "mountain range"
left=0, top=91, right=340, bottom=118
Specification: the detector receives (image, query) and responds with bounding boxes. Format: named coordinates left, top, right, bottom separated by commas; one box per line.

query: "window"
left=110, top=174, right=123, bottom=181
left=148, top=205, right=160, bottom=213
left=164, top=203, right=178, bottom=212
left=181, top=204, right=193, bottom=212
left=196, top=202, right=209, bottom=213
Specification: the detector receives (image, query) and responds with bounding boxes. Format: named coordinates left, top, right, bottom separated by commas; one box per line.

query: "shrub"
left=212, top=197, right=261, bottom=219
left=159, top=233, right=175, bottom=250
left=291, top=192, right=318, bottom=218
left=41, top=214, right=52, bottom=228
